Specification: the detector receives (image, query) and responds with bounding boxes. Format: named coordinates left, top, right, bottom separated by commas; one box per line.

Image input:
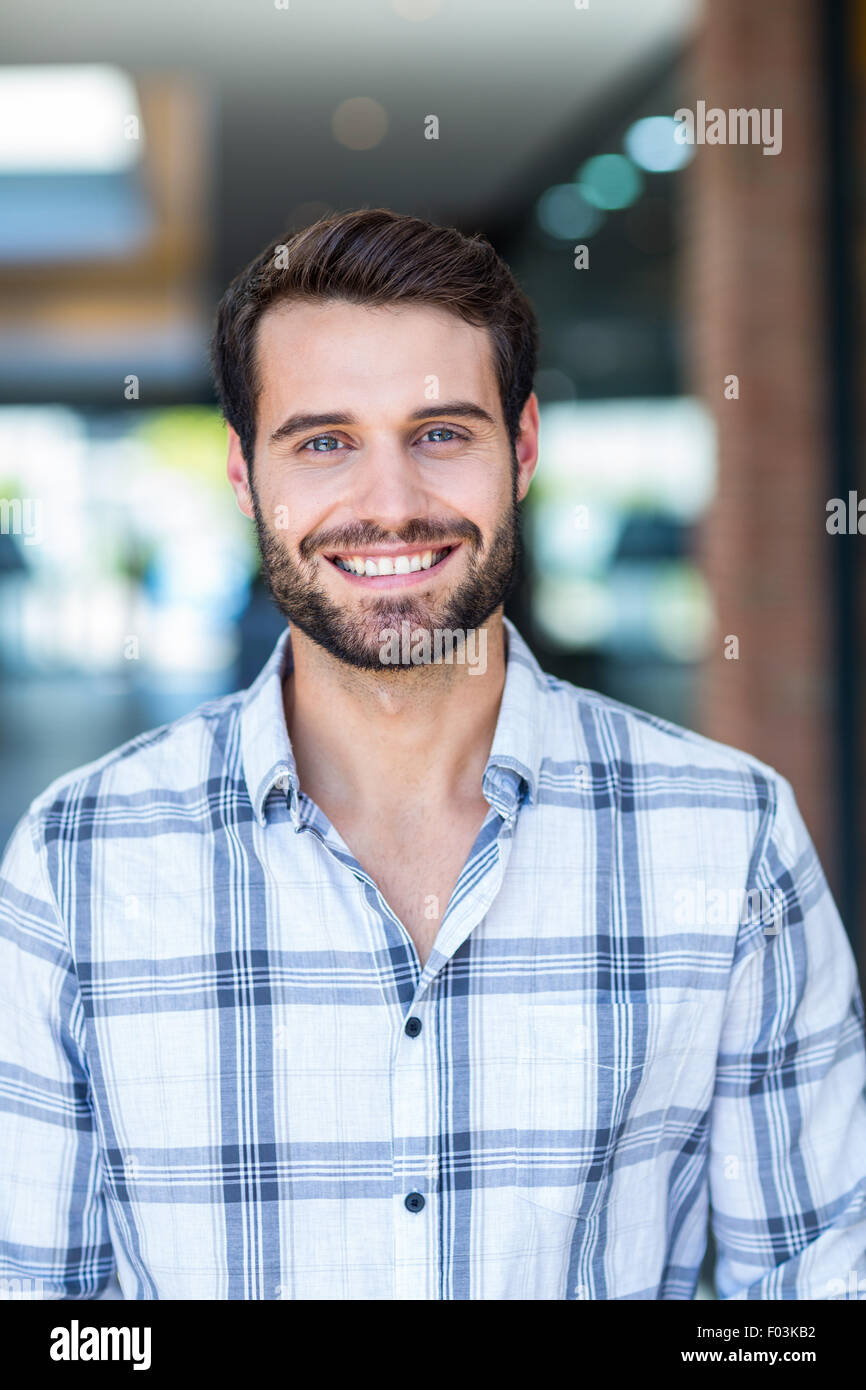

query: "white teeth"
left=333, top=547, right=448, bottom=576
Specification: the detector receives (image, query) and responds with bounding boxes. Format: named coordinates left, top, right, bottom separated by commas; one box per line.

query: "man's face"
left=227, top=298, right=539, bottom=671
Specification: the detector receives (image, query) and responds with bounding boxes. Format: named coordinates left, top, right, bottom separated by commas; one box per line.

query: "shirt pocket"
left=514, top=998, right=704, bottom=1219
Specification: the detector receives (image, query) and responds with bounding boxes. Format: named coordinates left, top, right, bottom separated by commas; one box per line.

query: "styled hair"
left=210, top=207, right=539, bottom=467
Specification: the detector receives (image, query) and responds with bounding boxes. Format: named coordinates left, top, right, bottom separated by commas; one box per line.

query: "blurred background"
left=0, top=0, right=863, bottom=1293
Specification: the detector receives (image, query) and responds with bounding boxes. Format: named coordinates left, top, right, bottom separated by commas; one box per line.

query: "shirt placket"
left=391, top=993, right=439, bottom=1299
left=389, top=804, right=520, bottom=1299
left=287, top=777, right=521, bottom=1300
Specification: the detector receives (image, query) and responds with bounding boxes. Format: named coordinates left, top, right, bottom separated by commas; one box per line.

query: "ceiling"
left=3, top=0, right=698, bottom=279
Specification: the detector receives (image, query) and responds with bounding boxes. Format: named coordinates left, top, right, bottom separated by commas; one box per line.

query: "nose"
left=346, top=437, right=430, bottom=533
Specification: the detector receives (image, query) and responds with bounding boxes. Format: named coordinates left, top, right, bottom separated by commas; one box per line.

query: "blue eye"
left=423, top=427, right=458, bottom=442
left=304, top=435, right=342, bottom=452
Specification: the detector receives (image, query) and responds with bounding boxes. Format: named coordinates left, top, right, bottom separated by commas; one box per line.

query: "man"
left=1, top=208, right=865, bottom=1300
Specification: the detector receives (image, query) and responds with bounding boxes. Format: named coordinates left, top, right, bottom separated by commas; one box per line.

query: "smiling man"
left=223, top=283, right=535, bottom=963
left=1, top=209, right=865, bottom=1301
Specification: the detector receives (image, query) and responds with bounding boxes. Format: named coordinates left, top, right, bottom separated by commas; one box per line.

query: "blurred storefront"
left=0, top=0, right=862, bottom=971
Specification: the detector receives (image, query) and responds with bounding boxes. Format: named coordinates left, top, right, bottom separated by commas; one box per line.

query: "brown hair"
left=210, top=207, right=539, bottom=467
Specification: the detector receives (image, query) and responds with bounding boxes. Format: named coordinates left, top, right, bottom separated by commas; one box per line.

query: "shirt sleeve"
left=709, top=772, right=866, bottom=1299
left=0, top=806, right=117, bottom=1299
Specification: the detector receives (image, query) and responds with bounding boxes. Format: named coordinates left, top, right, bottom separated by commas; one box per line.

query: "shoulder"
left=540, top=669, right=783, bottom=815
left=24, top=688, right=246, bottom=831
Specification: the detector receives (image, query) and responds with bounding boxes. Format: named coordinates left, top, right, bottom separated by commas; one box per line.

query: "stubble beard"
left=249, top=479, right=521, bottom=672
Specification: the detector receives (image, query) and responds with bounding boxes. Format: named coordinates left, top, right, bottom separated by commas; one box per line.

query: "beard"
left=249, top=482, right=521, bottom=672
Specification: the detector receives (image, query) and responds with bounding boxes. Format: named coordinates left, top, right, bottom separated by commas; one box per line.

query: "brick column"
left=681, top=1, right=838, bottom=893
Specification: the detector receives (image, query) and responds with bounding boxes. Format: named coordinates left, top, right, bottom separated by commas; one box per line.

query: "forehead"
left=254, top=298, right=500, bottom=416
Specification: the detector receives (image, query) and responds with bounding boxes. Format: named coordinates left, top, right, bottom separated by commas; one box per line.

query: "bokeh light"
left=536, top=183, right=603, bottom=240
left=577, top=154, right=643, bottom=210
left=624, top=115, right=694, bottom=172
left=331, top=98, right=388, bottom=151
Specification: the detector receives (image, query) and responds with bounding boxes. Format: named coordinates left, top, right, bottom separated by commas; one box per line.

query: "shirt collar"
left=482, top=615, right=547, bottom=819
left=240, top=625, right=297, bottom=827
left=240, top=615, right=547, bottom=828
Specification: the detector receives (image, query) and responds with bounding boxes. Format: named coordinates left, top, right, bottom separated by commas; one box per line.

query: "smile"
left=323, top=543, right=458, bottom=586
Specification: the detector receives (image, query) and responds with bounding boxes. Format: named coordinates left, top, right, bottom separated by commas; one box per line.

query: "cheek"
left=256, top=474, right=323, bottom=542
left=432, top=463, right=507, bottom=520
left=475, top=479, right=515, bottom=530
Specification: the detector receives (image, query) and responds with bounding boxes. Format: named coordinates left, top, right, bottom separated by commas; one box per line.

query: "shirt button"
left=404, top=1016, right=422, bottom=1037
left=404, top=1191, right=425, bottom=1213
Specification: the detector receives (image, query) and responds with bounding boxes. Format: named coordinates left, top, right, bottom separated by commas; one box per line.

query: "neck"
left=283, top=614, right=508, bottom=810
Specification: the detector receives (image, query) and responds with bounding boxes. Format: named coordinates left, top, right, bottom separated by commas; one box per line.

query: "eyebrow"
left=267, top=400, right=497, bottom=447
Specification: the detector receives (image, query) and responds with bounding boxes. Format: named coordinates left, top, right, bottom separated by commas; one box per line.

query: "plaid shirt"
left=1, top=617, right=865, bottom=1301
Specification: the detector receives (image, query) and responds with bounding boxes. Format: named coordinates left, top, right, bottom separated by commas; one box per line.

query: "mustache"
left=298, top=516, right=483, bottom=561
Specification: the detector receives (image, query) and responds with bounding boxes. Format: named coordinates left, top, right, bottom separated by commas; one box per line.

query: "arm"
left=0, top=807, right=117, bottom=1299
left=709, top=774, right=866, bottom=1299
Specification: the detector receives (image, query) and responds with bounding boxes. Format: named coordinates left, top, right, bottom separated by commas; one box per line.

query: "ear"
left=226, top=425, right=255, bottom=519
left=514, top=392, right=540, bottom=503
